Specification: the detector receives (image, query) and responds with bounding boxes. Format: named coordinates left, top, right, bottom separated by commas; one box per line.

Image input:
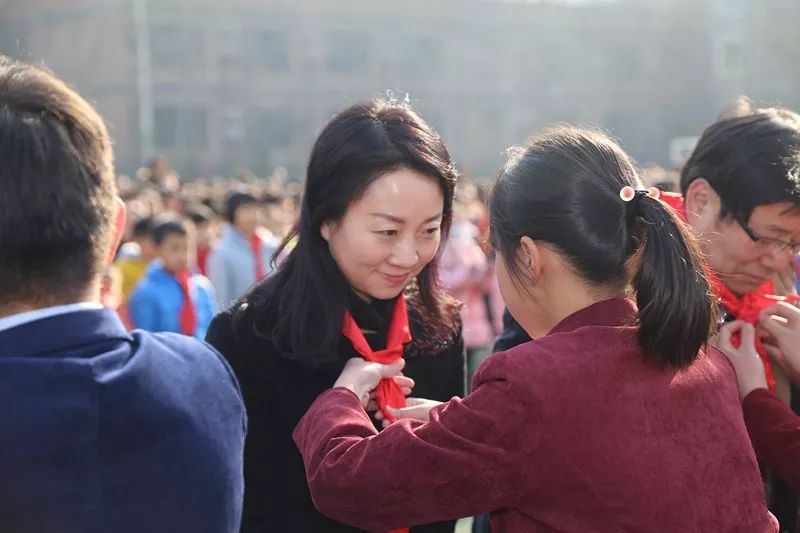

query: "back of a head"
left=0, top=56, right=116, bottom=307
left=490, top=126, right=716, bottom=367
left=681, top=98, right=800, bottom=220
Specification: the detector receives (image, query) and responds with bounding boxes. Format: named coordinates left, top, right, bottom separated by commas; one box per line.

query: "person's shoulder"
left=205, top=295, right=273, bottom=364
left=133, top=328, right=214, bottom=356
left=206, top=300, right=245, bottom=344
left=689, top=344, right=738, bottom=385
left=480, top=329, right=602, bottom=381
left=257, top=228, right=280, bottom=248
left=123, top=331, right=246, bottom=432
left=133, top=330, right=240, bottom=387
left=191, top=273, right=214, bottom=292
left=128, top=273, right=159, bottom=300
left=208, top=235, right=235, bottom=258
left=115, top=257, right=144, bottom=274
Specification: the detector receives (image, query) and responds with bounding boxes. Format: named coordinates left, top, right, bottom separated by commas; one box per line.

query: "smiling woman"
left=204, top=98, right=465, bottom=533
left=322, top=167, right=445, bottom=301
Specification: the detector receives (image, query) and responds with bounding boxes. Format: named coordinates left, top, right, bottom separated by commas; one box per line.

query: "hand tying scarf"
left=342, top=295, right=412, bottom=423
left=341, top=297, right=413, bottom=533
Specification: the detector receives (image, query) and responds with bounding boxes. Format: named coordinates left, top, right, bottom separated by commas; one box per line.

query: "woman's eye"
left=423, top=227, right=440, bottom=236
left=377, top=230, right=398, bottom=237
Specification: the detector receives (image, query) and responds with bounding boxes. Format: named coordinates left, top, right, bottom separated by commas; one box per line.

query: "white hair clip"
left=619, top=186, right=661, bottom=202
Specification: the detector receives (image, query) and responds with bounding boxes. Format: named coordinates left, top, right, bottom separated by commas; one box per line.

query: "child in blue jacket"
left=129, top=217, right=216, bottom=338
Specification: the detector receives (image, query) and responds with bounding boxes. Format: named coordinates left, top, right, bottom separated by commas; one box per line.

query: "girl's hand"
left=715, top=320, right=767, bottom=399
left=334, top=358, right=406, bottom=408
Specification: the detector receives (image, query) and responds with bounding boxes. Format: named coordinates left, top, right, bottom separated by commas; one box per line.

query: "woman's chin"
left=357, top=285, right=406, bottom=302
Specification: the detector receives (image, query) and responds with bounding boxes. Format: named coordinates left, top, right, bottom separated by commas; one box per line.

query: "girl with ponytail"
left=292, top=126, right=777, bottom=532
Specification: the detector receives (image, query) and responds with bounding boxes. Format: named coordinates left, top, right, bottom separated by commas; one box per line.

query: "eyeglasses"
left=736, top=218, right=800, bottom=255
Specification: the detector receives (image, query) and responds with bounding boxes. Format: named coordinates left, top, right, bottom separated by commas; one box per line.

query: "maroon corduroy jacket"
left=294, top=298, right=777, bottom=532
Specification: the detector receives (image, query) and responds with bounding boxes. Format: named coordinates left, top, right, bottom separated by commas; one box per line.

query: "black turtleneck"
left=345, top=292, right=397, bottom=352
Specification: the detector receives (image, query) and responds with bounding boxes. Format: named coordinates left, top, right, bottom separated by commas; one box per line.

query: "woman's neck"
left=352, top=288, right=372, bottom=303
left=516, top=280, right=626, bottom=339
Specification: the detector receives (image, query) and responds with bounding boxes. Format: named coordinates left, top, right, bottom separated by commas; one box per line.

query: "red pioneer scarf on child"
left=660, top=192, right=800, bottom=391
left=250, top=234, right=265, bottom=281
left=175, top=270, right=197, bottom=336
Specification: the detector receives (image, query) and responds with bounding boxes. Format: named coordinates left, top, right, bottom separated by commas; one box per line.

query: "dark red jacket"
left=295, top=298, right=777, bottom=532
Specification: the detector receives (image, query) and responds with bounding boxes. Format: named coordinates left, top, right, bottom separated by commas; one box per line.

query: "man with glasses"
left=674, top=98, right=800, bottom=530
left=678, top=100, right=800, bottom=359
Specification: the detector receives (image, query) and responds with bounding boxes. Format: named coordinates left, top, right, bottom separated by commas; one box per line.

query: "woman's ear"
left=518, top=236, right=543, bottom=282
left=320, top=221, right=332, bottom=242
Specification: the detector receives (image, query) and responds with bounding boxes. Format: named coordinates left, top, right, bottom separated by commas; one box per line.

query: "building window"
left=714, top=37, right=746, bottom=78
left=154, top=106, right=208, bottom=149
left=220, top=107, right=245, bottom=142
left=400, top=36, right=444, bottom=76
left=246, top=109, right=293, bottom=147
left=247, top=30, right=290, bottom=72
left=150, top=25, right=203, bottom=68
left=326, top=30, right=370, bottom=73
left=154, top=107, right=178, bottom=148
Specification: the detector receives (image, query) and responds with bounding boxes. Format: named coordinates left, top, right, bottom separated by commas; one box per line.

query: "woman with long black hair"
left=206, top=98, right=465, bottom=532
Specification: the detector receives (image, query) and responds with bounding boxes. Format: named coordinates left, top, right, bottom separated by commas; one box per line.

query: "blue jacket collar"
left=0, top=308, right=133, bottom=358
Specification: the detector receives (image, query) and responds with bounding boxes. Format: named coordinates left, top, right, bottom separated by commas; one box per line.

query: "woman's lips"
left=380, top=272, right=410, bottom=285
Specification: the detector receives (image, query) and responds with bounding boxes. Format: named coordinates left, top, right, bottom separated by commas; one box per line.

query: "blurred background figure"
left=207, top=191, right=280, bottom=309
left=128, top=217, right=216, bottom=339
left=186, top=204, right=220, bottom=276
left=440, top=182, right=502, bottom=385
left=115, top=216, right=157, bottom=301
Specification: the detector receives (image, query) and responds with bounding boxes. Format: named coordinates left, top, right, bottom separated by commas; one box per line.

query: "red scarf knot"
left=341, top=295, right=412, bottom=423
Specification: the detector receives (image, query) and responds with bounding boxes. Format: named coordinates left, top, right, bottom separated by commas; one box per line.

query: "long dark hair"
left=245, top=98, right=459, bottom=365
left=490, top=126, right=716, bottom=368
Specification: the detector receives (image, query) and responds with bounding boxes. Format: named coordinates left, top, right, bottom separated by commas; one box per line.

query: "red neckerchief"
left=660, top=192, right=800, bottom=390
left=175, top=270, right=197, bottom=336
left=342, top=296, right=413, bottom=533
left=342, top=295, right=412, bottom=423
left=196, top=247, right=210, bottom=276
left=250, top=234, right=265, bottom=281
